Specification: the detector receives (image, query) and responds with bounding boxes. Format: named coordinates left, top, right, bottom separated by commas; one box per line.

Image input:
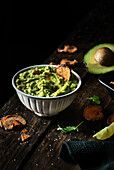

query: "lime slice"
left=93, top=122, right=114, bottom=140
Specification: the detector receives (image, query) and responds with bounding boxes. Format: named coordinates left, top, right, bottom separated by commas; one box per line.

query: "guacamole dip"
left=16, top=66, right=78, bottom=97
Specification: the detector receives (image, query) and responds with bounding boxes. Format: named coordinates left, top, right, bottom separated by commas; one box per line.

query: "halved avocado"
left=84, top=43, right=114, bottom=74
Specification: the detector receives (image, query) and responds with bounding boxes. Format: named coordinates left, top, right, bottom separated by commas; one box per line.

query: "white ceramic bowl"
left=12, top=65, right=81, bottom=117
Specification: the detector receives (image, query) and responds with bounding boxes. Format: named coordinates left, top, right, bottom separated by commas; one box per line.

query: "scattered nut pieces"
left=57, top=45, right=78, bottom=53
left=21, top=128, right=28, bottom=133
left=0, top=115, right=26, bottom=130
left=83, top=105, right=104, bottom=121
left=0, top=114, right=31, bottom=142
left=21, top=133, right=31, bottom=142
left=60, top=58, right=78, bottom=67
left=107, top=114, right=114, bottom=125
left=56, top=65, right=71, bottom=81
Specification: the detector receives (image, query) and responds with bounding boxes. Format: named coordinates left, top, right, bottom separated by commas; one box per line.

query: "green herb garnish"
left=57, top=121, right=84, bottom=133
left=87, top=95, right=100, bottom=104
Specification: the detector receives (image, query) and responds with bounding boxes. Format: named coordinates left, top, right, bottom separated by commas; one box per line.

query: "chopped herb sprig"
left=87, top=95, right=100, bottom=104
left=57, top=121, right=84, bottom=133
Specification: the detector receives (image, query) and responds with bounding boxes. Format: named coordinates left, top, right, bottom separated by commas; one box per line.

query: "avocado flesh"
left=84, top=43, right=114, bottom=74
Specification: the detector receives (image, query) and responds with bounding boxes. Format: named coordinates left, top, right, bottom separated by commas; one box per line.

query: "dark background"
left=1, top=1, right=99, bottom=107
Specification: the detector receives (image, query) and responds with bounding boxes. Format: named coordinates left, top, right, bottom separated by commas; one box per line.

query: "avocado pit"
left=94, top=47, right=114, bottom=66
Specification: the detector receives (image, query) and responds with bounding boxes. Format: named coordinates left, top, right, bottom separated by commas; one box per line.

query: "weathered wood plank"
left=0, top=0, right=114, bottom=169
left=23, top=75, right=114, bottom=170
left=0, top=95, right=52, bottom=170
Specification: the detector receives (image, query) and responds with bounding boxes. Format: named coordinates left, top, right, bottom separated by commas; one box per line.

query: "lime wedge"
left=93, top=122, right=114, bottom=140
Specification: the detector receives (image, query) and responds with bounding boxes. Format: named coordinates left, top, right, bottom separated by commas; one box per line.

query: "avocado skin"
left=84, top=43, right=114, bottom=74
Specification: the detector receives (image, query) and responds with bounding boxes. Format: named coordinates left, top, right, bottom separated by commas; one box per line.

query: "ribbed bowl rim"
left=12, top=64, right=81, bottom=100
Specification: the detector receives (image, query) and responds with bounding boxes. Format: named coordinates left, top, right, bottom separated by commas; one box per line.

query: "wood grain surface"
left=0, top=0, right=114, bottom=169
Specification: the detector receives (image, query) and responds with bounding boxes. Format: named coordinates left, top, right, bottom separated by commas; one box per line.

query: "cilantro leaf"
left=87, top=95, right=100, bottom=104
left=57, top=121, right=84, bottom=133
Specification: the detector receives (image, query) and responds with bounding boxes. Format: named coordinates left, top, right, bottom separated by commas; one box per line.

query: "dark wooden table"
left=0, top=0, right=114, bottom=169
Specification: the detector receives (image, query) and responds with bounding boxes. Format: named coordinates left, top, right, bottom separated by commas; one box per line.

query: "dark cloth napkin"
left=60, top=139, right=114, bottom=170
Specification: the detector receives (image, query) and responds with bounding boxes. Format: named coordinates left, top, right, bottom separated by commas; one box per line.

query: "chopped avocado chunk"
left=84, top=43, right=114, bottom=74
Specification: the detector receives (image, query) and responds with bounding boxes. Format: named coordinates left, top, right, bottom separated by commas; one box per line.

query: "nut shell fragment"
left=21, top=128, right=28, bottom=133
left=83, top=105, right=104, bottom=121
left=56, top=65, right=71, bottom=81
left=21, top=133, right=30, bottom=142
left=0, top=115, right=26, bottom=130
